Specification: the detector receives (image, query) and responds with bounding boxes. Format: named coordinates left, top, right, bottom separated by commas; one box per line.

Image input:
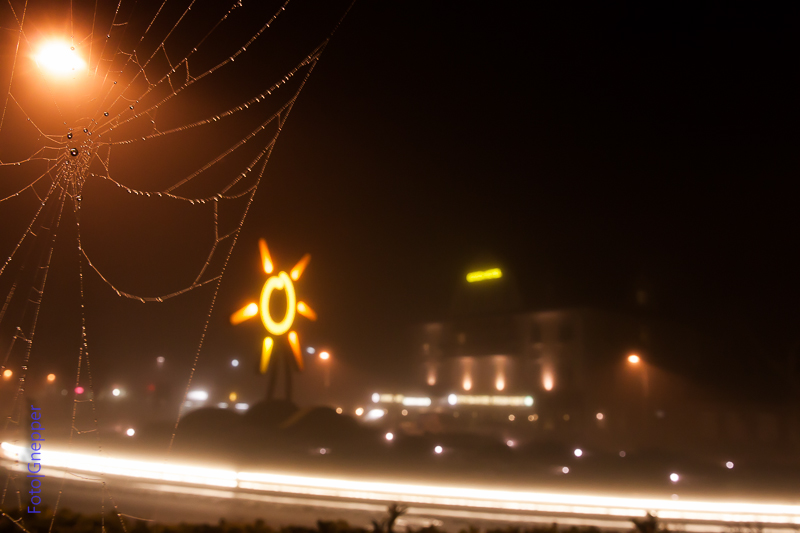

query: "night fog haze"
left=1, top=2, right=798, bottom=532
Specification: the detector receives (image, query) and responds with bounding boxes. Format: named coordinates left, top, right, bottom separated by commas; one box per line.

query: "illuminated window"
left=543, top=371, right=554, bottom=391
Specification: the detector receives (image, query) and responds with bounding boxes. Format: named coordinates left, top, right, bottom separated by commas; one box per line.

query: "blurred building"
left=372, top=266, right=800, bottom=461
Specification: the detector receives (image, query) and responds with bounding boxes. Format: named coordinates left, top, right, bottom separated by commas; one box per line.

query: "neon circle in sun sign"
left=260, top=271, right=296, bottom=336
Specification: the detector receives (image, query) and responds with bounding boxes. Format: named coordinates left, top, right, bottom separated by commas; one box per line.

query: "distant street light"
left=627, top=354, right=640, bottom=364
left=670, top=473, right=680, bottom=482
left=112, top=388, right=121, bottom=397
left=231, top=359, right=239, bottom=367
left=46, top=373, right=56, bottom=383
left=2, top=369, right=11, bottom=379
left=574, top=448, right=583, bottom=457
left=126, top=428, right=135, bottom=437
left=434, top=445, right=443, bottom=454
left=319, top=351, right=330, bottom=360
left=385, top=432, right=394, bottom=441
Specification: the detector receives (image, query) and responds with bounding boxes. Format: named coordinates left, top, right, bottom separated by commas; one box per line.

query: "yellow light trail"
left=3, top=442, right=799, bottom=527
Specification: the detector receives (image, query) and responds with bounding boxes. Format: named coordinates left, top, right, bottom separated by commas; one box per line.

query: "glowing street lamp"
left=231, top=239, right=317, bottom=399
left=627, top=354, right=641, bottom=364
left=46, top=373, right=56, bottom=383
left=34, top=41, right=86, bottom=75
left=3, top=369, right=12, bottom=379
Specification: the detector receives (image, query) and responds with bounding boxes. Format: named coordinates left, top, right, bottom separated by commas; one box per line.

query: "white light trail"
left=2, top=442, right=800, bottom=526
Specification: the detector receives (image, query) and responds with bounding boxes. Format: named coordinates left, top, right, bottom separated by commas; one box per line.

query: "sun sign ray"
left=261, top=337, right=274, bottom=374
left=296, top=301, right=317, bottom=321
left=230, top=302, right=259, bottom=325
left=259, top=239, right=274, bottom=274
left=288, top=331, right=304, bottom=371
left=290, top=254, right=311, bottom=281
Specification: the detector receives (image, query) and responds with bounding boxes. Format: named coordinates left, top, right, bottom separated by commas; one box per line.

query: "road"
left=2, top=442, right=800, bottom=532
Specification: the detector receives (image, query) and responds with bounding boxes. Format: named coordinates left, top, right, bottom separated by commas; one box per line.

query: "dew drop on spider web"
left=104, top=112, right=109, bottom=116
left=83, top=128, right=88, bottom=133
left=70, top=148, right=79, bottom=157
left=67, top=133, right=73, bottom=139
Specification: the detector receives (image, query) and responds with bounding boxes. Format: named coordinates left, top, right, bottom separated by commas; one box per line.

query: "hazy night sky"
left=1, top=2, right=798, bottom=400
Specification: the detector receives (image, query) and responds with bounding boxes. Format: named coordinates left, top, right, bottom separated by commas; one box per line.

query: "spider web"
left=0, top=0, right=355, bottom=530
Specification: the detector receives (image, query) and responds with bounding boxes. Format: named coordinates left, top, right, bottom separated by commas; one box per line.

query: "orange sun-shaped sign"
left=230, top=239, right=316, bottom=374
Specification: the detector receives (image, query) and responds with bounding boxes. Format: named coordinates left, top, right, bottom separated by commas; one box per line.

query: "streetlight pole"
left=319, top=351, right=331, bottom=389
left=627, top=353, right=649, bottom=441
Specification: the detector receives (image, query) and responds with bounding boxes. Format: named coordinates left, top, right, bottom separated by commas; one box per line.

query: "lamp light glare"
left=670, top=473, right=680, bottom=482
left=319, top=351, right=330, bottom=360
left=574, top=448, right=583, bottom=457
left=112, top=388, right=121, bottom=397
left=3, top=369, right=13, bottom=379
left=126, top=428, right=135, bottom=437
left=231, top=359, right=239, bottom=367
left=628, top=354, right=641, bottom=364
left=75, top=386, right=85, bottom=394
left=385, top=432, right=394, bottom=441
left=35, top=42, right=86, bottom=74
left=726, top=461, right=734, bottom=469
left=434, top=445, right=443, bottom=454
